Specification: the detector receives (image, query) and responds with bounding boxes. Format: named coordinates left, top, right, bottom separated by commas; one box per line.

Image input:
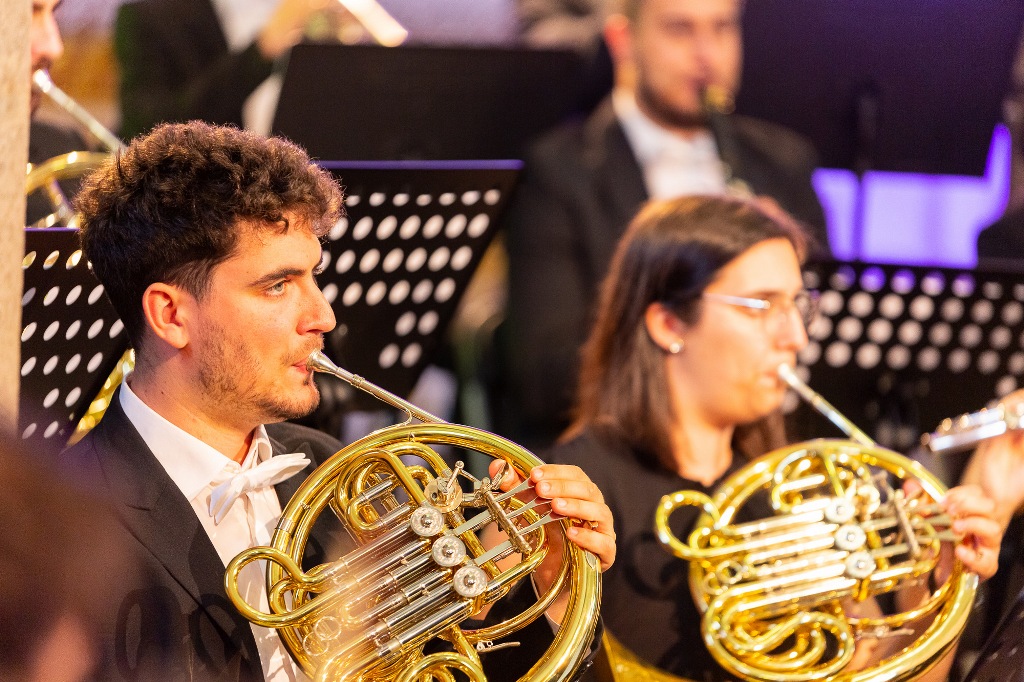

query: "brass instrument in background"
left=921, top=401, right=1024, bottom=455
left=28, top=69, right=125, bottom=228
left=652, top=364, right=977, bottom=682
left=225, top=351, right=601, bottom=682
left=26, top=69, right=132, bottom=445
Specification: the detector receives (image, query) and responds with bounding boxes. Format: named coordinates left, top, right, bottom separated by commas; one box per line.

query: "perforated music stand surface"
left=789, top=261, right=1024, bottom=453
left=317, top=161, right=521, bottom=410
left=737, top=0, right=1024, bottom=175
left=19, top=228, right=128, bottom=455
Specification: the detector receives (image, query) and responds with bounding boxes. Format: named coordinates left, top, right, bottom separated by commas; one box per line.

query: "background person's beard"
left=636, top=78, right=710, bottom=131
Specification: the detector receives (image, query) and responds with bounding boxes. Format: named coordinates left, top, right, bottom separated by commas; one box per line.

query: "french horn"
left=225, top=351, right=602, bottom=681
left=654, top=364, right=977, bottom=682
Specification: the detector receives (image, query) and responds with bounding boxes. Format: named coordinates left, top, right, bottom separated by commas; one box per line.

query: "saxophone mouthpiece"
left=701, top=84, right=735, bottom=115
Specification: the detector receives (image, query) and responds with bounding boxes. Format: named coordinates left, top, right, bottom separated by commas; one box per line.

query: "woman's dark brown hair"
left=566, top=194, right=808, bottom=470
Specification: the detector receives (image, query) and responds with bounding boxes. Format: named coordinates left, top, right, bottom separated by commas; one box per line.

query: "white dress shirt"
left=612, top=88, right=729, bottom=200
left=119, top=380, right=307, bottom=681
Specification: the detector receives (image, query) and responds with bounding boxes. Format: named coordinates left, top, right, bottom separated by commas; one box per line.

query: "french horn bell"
left=654, top=365, right=977, bottom=681
left=224, top=351, right=602, bottom=681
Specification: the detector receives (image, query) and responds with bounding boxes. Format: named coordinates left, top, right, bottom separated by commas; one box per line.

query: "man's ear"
left=140, top=282, right=192, bottom=350
left=603, top=12, right=634, bottom=69
left=644, top=302, right=687, bottom=352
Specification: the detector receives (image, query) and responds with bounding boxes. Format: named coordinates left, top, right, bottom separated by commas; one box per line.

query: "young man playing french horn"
left=60, top=121, right=614, bottom=681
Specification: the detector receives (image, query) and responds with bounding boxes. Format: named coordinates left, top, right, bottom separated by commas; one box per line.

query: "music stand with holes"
left=315, top=160, right=521, bottom=412
left=19, top=228, right=128, bottom=457
left=789, top=261, right=1024, bottom=466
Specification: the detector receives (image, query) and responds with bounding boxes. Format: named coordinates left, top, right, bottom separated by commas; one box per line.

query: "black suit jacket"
left=59, top=393, right=336, bottom=680
left=115, top=0, right=274, bottom=138
left=500, top=99, right=828, bottom=447
left=60, top=393, right=597, bottom=680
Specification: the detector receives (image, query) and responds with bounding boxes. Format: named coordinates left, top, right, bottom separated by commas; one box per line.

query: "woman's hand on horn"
left=940, top=484, right=1001, bottom=581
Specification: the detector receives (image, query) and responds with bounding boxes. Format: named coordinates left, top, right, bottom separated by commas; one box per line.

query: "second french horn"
left=225, top=351, right=601, bottom=681
left=655, top=365, right=977, bottom=682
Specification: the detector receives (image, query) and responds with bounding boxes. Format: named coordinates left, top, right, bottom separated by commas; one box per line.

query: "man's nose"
left=306, top=287, right=337, bottom=335
left=32, top=12, right=64, bottom=66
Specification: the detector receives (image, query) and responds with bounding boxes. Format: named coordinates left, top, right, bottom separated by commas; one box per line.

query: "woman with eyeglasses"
left=545, top=194, right=1001, bottom=681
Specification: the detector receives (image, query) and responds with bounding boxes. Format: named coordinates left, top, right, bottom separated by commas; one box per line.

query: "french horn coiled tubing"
left=225, top=351, right=601, bottom=682
left=654, top=365, right=977, bottom=682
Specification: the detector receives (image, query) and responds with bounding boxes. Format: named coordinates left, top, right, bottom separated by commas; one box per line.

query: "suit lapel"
left=92, top=394, right=262, bottom=666
left=582, top=98, right=648, bottom=287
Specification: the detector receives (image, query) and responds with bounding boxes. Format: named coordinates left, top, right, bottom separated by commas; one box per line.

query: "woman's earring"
left=668, top=341, right=684, bottom=354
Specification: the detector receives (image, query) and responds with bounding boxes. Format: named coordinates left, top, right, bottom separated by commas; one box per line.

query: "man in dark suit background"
left=114, top=0, right=341, bottom=139
left=60, top=121, right=614, bottom=681
left=501, top=0, right=829, bottom=448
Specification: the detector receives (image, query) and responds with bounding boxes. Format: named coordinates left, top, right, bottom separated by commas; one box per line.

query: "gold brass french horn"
left=654, top=364, right=977, bottom=682
left=225, top=351, right=601, bottom=681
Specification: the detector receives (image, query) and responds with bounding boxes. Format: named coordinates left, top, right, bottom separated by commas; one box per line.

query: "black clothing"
left=115, top=0, right=275, bottom=139
left=501, top=99, right=828, bottom=448
left=547, top=428, right=769, bottom=681
left=963, top=582, right=1024, bottom=682
left=59, top=394, right=336, bottom=680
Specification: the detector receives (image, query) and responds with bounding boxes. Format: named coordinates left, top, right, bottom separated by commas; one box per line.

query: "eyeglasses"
left=701, top=289, right=820, bottom=331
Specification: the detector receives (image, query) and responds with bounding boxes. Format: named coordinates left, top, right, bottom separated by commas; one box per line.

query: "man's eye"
left=269, top=281, right=287, bottom=294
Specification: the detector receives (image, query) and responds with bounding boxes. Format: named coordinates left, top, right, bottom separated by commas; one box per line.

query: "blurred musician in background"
left=59, top=121, right=614, bottom=680
left=114, top=0, right=349, bottom=139
left=0, top=434, right=128, bottom=682
left=27, top=0, right=88, bottom=225
left=501, top=0, right=828, bottom=449
left=547, top=193, right=1001, bottom=681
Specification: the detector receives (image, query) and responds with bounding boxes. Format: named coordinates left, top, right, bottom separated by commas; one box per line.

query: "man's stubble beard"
left=196, top=332, right=320, bottom=427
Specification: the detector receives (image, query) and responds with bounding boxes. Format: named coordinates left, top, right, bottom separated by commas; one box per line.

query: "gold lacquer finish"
left=224, top=351, right=602, bottom=681
left=652, top=365, right=977, bottom=681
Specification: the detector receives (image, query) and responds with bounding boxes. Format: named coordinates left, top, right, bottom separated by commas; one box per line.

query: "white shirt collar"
left=118, top=377, right=274, bottom=501
left=612, top=88, right=728, bottom=199
left=612, top=88, right=720, bottom=168
left=210, top=0, right=282, bottom=53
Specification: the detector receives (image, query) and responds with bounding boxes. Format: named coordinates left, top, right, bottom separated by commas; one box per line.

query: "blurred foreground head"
left=0, top=434, right=127, bottom=681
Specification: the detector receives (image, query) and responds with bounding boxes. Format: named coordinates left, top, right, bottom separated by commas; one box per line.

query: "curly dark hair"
left=76, top=121, right=344, bottom=351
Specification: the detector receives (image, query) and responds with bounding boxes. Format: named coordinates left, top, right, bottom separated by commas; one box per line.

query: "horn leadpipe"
left=32, top=70, right=125, bottom=153
left=307, top=350, right=444, bottom=424
left=778, top=364, right=875, bottom=447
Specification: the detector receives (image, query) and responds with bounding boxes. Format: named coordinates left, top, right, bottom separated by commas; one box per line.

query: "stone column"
left=0, top=0, right=30, bottom=432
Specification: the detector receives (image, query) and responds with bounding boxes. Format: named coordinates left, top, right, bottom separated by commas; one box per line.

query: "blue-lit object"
left=816, top=125, right=1011, bottom=267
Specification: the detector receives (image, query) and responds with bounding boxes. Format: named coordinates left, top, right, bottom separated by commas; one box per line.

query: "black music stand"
left=273, top=44, right=589, bottom=161
left=789, top=261, right=1024, bottom=471
left=315, top=161, right=521, bottom=413
left=737, top=0, right=1024, bottom=176
left=19, top=228, right=128, bottom=457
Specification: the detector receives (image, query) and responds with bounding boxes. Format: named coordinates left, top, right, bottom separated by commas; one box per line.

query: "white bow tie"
left=208, top=453, right=310, bottom=524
